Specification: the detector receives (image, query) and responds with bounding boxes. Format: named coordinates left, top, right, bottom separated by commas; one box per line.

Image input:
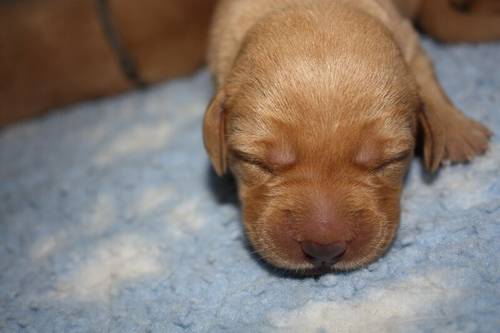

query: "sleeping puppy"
left=0, top=0, right=217, bottom=127
left=203, top=0, right=495, bottom=273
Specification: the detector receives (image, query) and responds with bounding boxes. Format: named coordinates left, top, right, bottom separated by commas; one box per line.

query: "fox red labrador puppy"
left=203, top=0, right=497, bottom=273
left=1, top=0, right=498, bottom=274
left=0, top=0, right=217, bottom=126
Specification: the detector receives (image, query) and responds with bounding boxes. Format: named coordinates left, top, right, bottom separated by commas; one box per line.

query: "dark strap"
left=96, top=0, right=146, bottom=87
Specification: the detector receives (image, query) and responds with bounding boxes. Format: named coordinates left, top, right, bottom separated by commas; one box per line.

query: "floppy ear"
left=203, top=89, right=228, bottom=176
left=418, top=104, right=446, bottom=173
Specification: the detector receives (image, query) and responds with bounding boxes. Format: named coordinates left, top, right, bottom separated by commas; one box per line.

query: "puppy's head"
left=204, top=6, right=427, bottom=273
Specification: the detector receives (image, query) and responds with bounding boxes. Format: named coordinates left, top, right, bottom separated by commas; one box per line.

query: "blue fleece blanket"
left=1, top=40, right=499, bottom=332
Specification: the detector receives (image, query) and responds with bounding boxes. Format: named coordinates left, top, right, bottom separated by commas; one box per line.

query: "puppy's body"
left=204, top=0, right=493, bottom=272
left=1, top=0, right=498, bottom=127
left=0, top=0, right=216, bottom=127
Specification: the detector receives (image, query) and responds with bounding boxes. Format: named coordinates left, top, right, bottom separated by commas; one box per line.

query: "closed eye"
left=230, top=149, right=274, bottom=174
left=373, top=150, right=411, bottom=172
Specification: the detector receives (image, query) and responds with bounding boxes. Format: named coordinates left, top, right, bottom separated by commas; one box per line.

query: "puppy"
left=203, top=0, right=496, bottom=273
left=0, top=0, right=216, bottom=127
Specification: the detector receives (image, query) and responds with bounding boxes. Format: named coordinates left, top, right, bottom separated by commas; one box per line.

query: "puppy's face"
left=204, top=14, right=423, bottom=273
left=228, top=111, right=416, bottom=273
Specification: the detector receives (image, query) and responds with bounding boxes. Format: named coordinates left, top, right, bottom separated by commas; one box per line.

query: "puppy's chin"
left=243, top=205, right=399, bottom=275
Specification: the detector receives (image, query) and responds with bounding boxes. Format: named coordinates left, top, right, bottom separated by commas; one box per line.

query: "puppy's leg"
left=418, top=0, right=500, bottom=42
left=409, top=42, right=492, bottom=171
left=391, top=16, right=491, bottom=171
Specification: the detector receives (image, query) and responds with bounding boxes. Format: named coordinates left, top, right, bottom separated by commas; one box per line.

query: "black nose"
left=301, top=241, right=346, bottom=264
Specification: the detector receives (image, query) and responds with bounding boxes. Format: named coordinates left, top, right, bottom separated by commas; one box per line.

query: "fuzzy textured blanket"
left=1, top=40, right=499, bottom=332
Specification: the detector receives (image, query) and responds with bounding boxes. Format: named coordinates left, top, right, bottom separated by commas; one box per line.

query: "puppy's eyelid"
left=373, top=150, right=411, bottom=171
left=389, top=150, right=411, bottom=162
left=230, top=149, right=275, bottom=174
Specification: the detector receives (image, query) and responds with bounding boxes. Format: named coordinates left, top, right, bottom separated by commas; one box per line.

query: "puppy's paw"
left=442, top=114, right=492, bottom=164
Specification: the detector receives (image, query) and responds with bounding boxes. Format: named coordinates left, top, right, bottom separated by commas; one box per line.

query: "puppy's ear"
left=203, top=89, right=228, bottom=176
left=418, top=104, right=445, bottom=173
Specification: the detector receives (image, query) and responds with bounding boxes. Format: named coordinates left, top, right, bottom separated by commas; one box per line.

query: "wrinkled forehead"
left=226, top=78, right=418, bottom=162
